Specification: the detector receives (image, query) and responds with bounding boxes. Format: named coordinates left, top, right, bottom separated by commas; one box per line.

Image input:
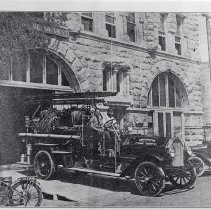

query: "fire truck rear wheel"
left=34, top=150, right=56, bottom=180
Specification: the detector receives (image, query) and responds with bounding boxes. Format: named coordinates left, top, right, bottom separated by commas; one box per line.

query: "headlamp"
left=169, top=148, right=175, bottom=158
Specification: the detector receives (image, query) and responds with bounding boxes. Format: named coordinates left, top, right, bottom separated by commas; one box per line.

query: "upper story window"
left=81, top=12, right=93, bottom=32
left=158, top=13, right=167, bottom=51
left=105, top=13, right=116, bottom=38
left=175, top=15, right=182, bottom=55
left=103, top=68, right=129, bottom=95
left=126, top=13, right=136, bottom=42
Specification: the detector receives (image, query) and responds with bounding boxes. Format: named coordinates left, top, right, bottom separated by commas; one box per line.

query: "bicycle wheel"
left=9, top=180, right=42, bottom=207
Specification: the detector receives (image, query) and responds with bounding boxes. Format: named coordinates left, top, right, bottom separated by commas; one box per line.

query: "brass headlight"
left=168, top=148, right=176, bottom=158
left=186, top=145, right=192, bottom=156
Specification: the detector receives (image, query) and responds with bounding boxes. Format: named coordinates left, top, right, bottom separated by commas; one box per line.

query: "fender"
left=121, top=154, right=164, bottom=177
left=193, top=151, right=211, bottom=166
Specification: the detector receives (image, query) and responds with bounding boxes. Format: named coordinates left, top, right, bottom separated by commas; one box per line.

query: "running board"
left=67, top=167, right=121, bottom=177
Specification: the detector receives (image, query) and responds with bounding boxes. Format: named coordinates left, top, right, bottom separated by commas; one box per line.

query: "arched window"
left=148, top=72, right=188, bottom=108
left=46, top=57, right=58, bottom=85
left=148, top=72, right=188, bottom=140
left=0, top=50, right=75, bottom=91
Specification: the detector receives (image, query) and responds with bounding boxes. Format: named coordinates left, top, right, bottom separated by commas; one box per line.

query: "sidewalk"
left=0, top=163, right=116, bottom=206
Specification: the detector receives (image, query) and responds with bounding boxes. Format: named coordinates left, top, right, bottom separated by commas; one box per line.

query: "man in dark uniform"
left=88, top=107, right=104, bottom=159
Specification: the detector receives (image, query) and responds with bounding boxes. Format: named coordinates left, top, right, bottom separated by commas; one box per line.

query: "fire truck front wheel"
left=34, top=150, right=56, bottom=180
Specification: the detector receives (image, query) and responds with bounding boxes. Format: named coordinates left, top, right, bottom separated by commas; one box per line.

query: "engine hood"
left=121, top=134, right=168, bottom=147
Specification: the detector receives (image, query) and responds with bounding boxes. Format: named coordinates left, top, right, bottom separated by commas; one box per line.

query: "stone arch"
left=140, top=59, right=189, bottom=106
left=47, top=38, right=90, bottom=92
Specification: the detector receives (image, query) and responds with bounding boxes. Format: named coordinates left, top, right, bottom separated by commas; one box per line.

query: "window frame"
left=105, top=12, right=116, bottom=38
left=102, top=68, right=128, bottom=95
left=175, top=15, right=182, bottom=55
left=158, top=31, right=166, bottom=51
left=0, top=52, right=72, bottom=91
left=158, top=13, right=167, bottom=51
left=126, top=13, right=136, bottom=42
left=81, top=12, right=94, bottom=32
left=149, top=73, right=182, bottom=109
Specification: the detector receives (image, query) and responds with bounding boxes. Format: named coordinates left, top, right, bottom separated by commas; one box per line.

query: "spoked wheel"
left=34, top=150, right=56, bottom=180
left=169, top=162, right=196, bottom=189
left=189, top=156, right=205, bottom=177
left=135, top=162, right=165, bottom=197
left=9, top=180, right=42, bottom=207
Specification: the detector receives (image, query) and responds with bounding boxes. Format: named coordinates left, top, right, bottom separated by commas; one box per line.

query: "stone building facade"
left=0, top=12, right=203, bottom=164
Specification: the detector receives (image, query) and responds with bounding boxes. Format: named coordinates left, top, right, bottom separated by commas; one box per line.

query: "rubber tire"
left=34, top=150, right=56, bottom=180
left=189, top=156, right=205, bottom=177
left=135, top=161, right=165, bottom=197
left=9, top=180, right=42, bottom=207
left=169, top=162, right=196, bottom=189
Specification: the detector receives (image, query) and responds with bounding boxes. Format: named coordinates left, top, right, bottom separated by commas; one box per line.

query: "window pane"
left=61, top=71, right=69, bottom=86
left=173, top=113, right=182, bottom=139
left=176, top=88, right=182, bottom=107
left=175, top=43, right=181, bottom=55
left=81, top=16, right=93, bottom=32
left=152, top=77, right=159, bottom=106
left=166, top=113, right=171, bottom=138
left=159, top=74, right=166, bottom=106
left=46, top=57, right=58, bottom=85
left=159, top=36, right=166, bottom=51
left=105, top=14, right=115, bottom=24
left=158, top=113, right=164, bottom=137
left=30, top=51, right=43, bottom=83
left=116, top=71, right=120, bottom=92
left=0, top=55, right=10, bottom=80
left=176, top=16, right=181, bottom=36
left=159, top=14, right=165, bottom=32
left=168, top=77, right=175, bottom=107
left=127, top=22, right=135, bottom=42
left=106, top=24, right=116, bottom=38
left=12, top=54, right=27, bottom=82
left=103, top=71, right=107, bottom=91
left=175, top=36, right=181, bottom=43
left=126, top=13, right=135, bottom=23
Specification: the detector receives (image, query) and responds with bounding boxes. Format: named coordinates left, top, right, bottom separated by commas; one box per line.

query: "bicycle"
left=0, top=176, right=42, bottom=207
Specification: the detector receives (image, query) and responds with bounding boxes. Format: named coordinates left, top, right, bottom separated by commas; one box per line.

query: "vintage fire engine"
left=18, top=92, right=196, bottom=197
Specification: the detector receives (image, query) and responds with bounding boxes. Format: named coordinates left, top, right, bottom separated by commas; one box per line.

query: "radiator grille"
left=171, top=139, right=184, bottom=167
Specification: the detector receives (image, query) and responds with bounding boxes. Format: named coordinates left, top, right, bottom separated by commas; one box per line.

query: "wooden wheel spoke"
left=138, top=170, right=147, bottom=177
left=135, top=162, right=164, bottom=196
left=175, top=177, right=179, bottom=183
left=137, top=176, right=146, bottom=183
left=182, top=177, right=187, bottom=184
left=143, top=168, right=149, bottom=176
left=150, top=182, right=158, bottom=191
left=151, top=179, right=161, bottom=187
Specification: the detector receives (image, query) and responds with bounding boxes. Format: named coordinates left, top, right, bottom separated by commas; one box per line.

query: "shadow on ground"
left=18, top=168, right=195, bottom=197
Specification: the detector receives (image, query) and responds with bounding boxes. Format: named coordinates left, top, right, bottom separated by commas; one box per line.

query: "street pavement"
left=1, top=164, right=211, bottom=207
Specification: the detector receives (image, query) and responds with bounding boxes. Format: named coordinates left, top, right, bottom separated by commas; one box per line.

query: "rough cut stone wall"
left=45, top=12, right=203, bottom=145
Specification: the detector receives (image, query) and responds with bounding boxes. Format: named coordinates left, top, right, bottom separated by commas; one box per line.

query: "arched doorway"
left=148, top=72, right=188, bottom=140
left=0, top=49, right=81, bottom=164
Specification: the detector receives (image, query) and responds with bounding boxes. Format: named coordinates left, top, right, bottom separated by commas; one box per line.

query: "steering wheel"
left=123, top=121, right=134, bottom=134
left=103, top=118, right=117, bottom=131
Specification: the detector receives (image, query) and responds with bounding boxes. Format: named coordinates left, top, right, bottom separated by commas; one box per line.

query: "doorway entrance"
left=148, top=72, right=188, bottom=140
